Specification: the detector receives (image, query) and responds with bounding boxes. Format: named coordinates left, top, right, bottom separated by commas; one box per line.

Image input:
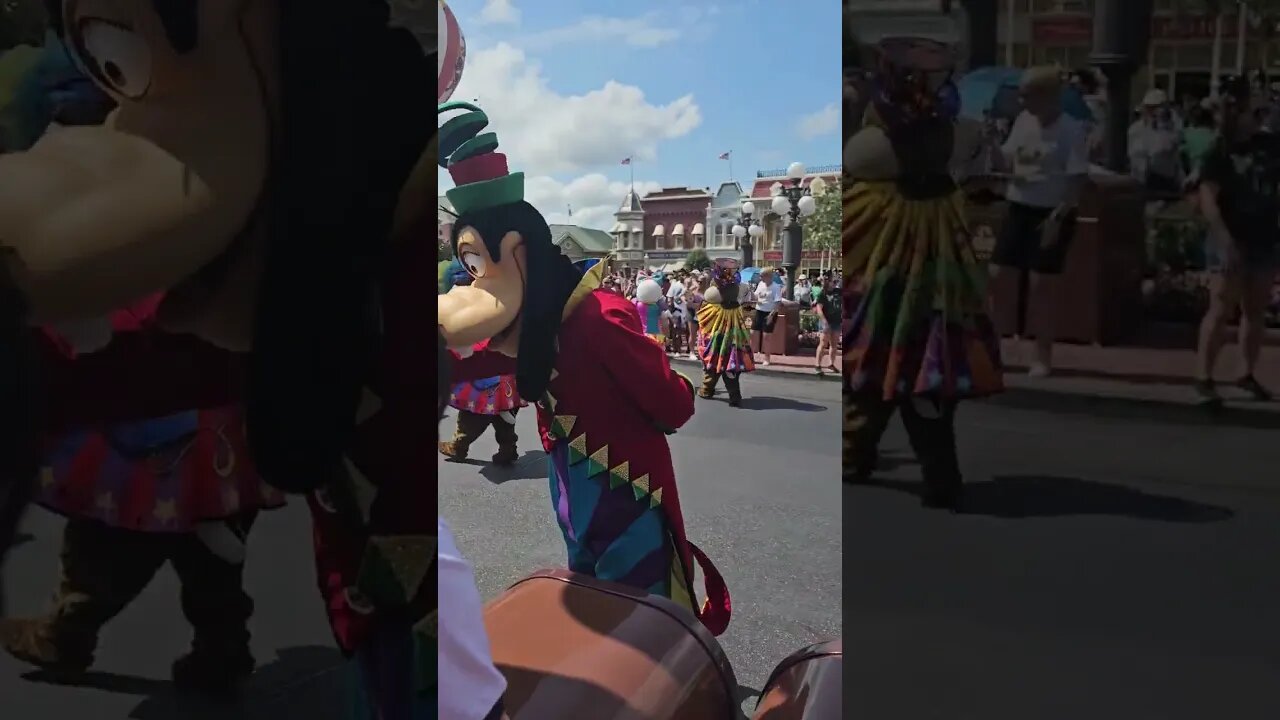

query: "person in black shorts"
left=1192, top=83, right=1278, bottom=405
left=813, top=276, right=840, bottom=374
left=990, top=66, right=1090, bottom=377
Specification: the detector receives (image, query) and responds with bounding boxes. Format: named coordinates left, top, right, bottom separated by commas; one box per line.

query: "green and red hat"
left=438, top=100, right=524, bottom=216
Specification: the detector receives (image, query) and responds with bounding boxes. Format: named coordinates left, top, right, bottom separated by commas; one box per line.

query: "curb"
left=666, top=356, right=841, bottom=382
left=987, top=379, right=1280, bottom=430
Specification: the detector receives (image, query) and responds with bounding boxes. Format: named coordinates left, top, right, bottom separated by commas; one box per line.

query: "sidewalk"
left=666, top=348, right=840, bottom=381
left=995, top=337, right=1280, bottom=425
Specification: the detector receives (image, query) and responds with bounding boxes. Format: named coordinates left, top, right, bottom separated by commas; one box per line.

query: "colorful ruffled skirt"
left=696, top=303, right=755, bottom=376
left=40, top=406, right=285, bottom=532
left=844, top=182, right=1003, bottom=400
left=448, top=375, right=525, bottom=415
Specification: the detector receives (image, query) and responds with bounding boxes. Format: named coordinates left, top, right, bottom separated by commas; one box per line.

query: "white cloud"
left=440, top=40, right=703, bottom=232
left=446, top=43, right=701, bottom=176
left=796, top=103, right=839, bottom=140
left=528, top=174, right=663, bottom=230
left=479, top=0, right=520, bottom=25
left=439, top=170, right=662, bottom=232
left=523, top=15, right=681, bottom=50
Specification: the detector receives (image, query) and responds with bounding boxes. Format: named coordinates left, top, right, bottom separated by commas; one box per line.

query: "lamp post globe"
left=776, top=161, right=814, bottom=299
left=741, top=201, right=755, bottom=217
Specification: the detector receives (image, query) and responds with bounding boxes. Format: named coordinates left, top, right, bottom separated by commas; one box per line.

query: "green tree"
left=684, top=248, right=711, bottom=271
left=0, top=0, right=47, bottom=52
left=801, top=177, right=841, bottom=272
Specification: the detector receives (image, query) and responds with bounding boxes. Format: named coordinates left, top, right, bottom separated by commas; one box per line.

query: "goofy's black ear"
left=515, top=221, right=577, bottom=402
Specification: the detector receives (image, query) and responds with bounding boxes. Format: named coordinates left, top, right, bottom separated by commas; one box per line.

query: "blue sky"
left=440, top=0, right=841, bottom=230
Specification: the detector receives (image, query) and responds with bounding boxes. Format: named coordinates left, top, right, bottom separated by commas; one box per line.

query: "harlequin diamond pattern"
left=561, top=433, right=662, bottom=508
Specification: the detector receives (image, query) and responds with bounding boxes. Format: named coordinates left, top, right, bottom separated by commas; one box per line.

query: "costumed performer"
left=696, top=258, right=755, bottom=407
left=0, top=2, right=437, bottom=715
left=439, top=264, right=525, bottom=466
left=0, top=295, right=283, bottom=692
left=633, top=272, right=669, bottom=345
left=437, top=260, right=522, bottom=461
left=844, top=38, right=1003, bottom=509
left=440, top=351, right=525, bottom=466
left=437, top=100, right=731, bottom=635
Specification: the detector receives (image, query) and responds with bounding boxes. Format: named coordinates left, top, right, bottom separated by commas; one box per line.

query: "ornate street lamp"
left=769, top=162, right=817, bottom=300
left=731, top=201, right=764, bottom=268
left=1091, top=0, right=1154, bottom=172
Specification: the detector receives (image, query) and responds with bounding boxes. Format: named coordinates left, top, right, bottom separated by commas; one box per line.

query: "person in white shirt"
left=439, top=517, right=509, bottom=720
left=438, top=331, right=509, bottom=720
left=665, top=273, right=687, bottom=354
left=1128, top=89, right=1183, bottom=194
left=991, top=66, right=1090, bottom=377
left=752, top=268, right=783, bottom=365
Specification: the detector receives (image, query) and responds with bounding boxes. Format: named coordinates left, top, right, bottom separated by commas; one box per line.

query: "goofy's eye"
left=80, top=20, right=153, bottom=100
left=461, top=250, right=487, bottom=278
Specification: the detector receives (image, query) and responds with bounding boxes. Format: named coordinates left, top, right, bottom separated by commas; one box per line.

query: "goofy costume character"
left=438, top=100, right=731, bottom=635
left=0, top=2, right=436, bottom=715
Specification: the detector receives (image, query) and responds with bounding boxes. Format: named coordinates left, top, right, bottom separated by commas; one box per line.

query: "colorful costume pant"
left=548, top=446, right=674, bottom=600
left=20, top=512, right=257, bottom=666
left=846, top=389, right=961, bottom=491
left=699, top=371, right=742, bottom=404
left=343, top=616, right=433, bottom=719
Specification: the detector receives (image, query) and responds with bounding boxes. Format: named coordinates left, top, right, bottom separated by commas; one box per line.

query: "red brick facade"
left=641, top=188, right=711, bottom=251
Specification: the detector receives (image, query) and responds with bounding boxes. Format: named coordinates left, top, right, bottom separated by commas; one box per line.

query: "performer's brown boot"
left=170, top=522, right=257, bottom=695
left=171, top=645, right=255, bottom=695
left=492, top=445, right=518, bottom=466
left=439, top=439, right=469, bottom=460
left=0, top=616, right=93, bottom=675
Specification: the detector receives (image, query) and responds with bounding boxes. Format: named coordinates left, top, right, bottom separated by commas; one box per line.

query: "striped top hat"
left=438, top=100, right=524, bottom=216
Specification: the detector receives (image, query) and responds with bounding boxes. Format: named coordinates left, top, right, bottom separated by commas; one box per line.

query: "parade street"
left=847, top=400, right=1280, bottom=720
left=0, top=491, right=348, bottom=717
left=440, top=371, right=842, bottom=714
left=1, top=499, right=344, bottom=719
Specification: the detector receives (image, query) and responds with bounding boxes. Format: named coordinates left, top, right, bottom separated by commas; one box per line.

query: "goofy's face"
left=0, top=0, right=277, bottom=347
left=438, top=225, right=527, bottom=355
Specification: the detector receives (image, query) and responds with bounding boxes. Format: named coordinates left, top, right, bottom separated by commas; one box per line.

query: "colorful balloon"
left=438, top=0, right=465, bottom=104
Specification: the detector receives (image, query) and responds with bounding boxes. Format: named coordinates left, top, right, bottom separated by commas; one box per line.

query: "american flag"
left=718, top=151, right=731, bottom=160
left=620, top=157, right=631, bottom=165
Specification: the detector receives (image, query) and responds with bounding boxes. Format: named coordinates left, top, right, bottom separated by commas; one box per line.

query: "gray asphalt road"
left=439, top=371, right=842, bottom=710
left=2, top=499, right=343, bottom=719
left=847, top=400, right=1280, bottom=720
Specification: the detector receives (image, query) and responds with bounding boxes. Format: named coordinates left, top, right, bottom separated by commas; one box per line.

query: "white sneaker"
left=1027, top=362, right=1051, bottom=378
left=688, top=352, right=699, bottom=360
left=761, top=360, right=771, bottom=367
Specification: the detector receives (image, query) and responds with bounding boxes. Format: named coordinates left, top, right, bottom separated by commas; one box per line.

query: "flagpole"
left=729, top=151, right=734, bottom=186
left=630, top=157, right=634, bottom=188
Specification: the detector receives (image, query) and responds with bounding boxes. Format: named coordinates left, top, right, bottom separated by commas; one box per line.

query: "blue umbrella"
left=957, top=67, right=1092, bottom=123
left=740, top=267, right=761, bottom=284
